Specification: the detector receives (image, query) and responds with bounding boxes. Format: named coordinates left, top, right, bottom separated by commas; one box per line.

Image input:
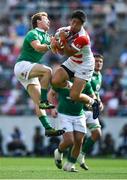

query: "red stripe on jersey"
left=73, top=54, right=82, bottom=58
left=71, top=59, right=83, bottom=64
left=73, top=35, right=90, bottom=49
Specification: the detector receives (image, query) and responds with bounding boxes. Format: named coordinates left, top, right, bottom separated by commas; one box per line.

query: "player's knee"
left=92, top=128, right=102, bottom=141
left=96, top=128, right=102, bottom=138
left=45, top=67, right=52, bottom=77
left=51, top=76, right=60, bottom=87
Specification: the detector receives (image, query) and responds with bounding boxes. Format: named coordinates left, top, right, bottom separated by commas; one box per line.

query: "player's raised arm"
left=31, top=39, right=50, bottom=53
left=59, top=31, right=78, bottom=56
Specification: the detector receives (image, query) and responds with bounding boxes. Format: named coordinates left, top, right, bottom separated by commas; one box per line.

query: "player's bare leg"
left=51, top=67, right=70, bottom=88
left=78, top=126, right=102, bottom=170
left=52, top=68, right=99, bottom=119
left=54, top=132, right=74, bottom=169
left=70, top=77, right=100, bottom=119
left=27, top=84, right=65, bottom=137
left=63, top=131, right=85, bottom=172
left=29, top=64, right=55, bottom=109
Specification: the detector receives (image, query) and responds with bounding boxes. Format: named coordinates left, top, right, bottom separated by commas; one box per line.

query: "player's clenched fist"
left=50, top=36, right=64, bottom=55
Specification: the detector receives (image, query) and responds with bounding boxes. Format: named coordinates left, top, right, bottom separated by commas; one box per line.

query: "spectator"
left=6, top=127, right=27, bottom=156
left=15, top=17, right=28, bottom=37
left=117, top=124, right=127, bottom=157
left=106, top=94, right=119, bottom=116
left=0, top=0, right=127, bottom=117
left=105, top=4, right=117, bottom=28
left=101, top=133, right=115, bottom=156
left=32, top=126, right=45, bottom=156
left=0, top=129, right=4, bottom=155
left=46, top=137, right=60, bottom=156
left=119, top=42, right=127, bottom=67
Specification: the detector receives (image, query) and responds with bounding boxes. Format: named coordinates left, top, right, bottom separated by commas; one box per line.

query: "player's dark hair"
left=71, top=10, right=86, bottom=23
left=94, top=53, right=104, bottom=60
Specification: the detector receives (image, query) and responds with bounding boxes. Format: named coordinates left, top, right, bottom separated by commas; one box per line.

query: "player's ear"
left=37, top=19, right=40, bottom=25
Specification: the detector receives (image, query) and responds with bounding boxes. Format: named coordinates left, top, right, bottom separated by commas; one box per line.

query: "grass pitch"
left=0, top=157, right=127, bottom=179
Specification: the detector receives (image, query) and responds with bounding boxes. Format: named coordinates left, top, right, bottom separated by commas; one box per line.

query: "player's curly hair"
left=31, top=12, right=48, bottom=28
left=71, top=10, right=87, bottom=24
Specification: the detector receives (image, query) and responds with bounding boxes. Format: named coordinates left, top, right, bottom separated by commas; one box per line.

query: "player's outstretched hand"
left=59, top=30, right=67, bottom=45
left=50, top=37, right=64, bottom=55
left=50, top=37, right=58, bottom=54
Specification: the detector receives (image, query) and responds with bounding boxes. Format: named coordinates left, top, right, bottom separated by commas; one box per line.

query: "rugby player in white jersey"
left=51, top=10, right=99, bottom=119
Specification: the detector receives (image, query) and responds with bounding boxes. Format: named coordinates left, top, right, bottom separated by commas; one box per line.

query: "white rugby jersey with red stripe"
left=56, top=26, right=94, bottom=64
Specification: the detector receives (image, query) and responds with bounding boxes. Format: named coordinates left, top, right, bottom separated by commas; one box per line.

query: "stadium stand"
left=0, top=0, right=127, bottom=116
left=1, top=0, right=127, bottom=157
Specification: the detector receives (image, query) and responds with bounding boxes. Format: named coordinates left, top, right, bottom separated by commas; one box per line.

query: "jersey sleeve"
left=71, top=35, right=90, bottom=51
left=26, top=31, right=39, bottom=43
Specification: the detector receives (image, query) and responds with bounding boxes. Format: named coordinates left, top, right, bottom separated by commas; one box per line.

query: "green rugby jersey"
left=17, top=28, right=50, bottom=63
left=84, top=71, right=102, bottom=111
left=90, top=71, right=102, bottom=99
left=54, top=82, right=93, bottom=116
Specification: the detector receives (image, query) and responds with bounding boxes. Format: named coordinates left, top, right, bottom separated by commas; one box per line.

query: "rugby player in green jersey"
left=48, top=80, right=95, bottom=172
left=78, top=54, right=104, bottom=170
left=14, top=12, right=64, bottom=137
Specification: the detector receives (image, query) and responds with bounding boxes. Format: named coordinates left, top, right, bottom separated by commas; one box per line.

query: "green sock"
left=39, top=115, right=52, bottom=130
left=68, top=156, right=77, bottom=163
left=58, top=147, right=63, bottom=154
left=41, top=89, right=48, bottom=102
left=67, top=146, right=77, bottom=163
left=67, top=146, right=73, bottom=161
left=82, top=137, right=95, bottom=154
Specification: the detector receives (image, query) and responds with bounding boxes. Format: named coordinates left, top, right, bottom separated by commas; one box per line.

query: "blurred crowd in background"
left=0, top=0, right=127, bottom=116
left=0, top=123, right=127, bottom=157
left=0, top=0, right=127, bottom=158
left=0, top=0, right=127, bottom=117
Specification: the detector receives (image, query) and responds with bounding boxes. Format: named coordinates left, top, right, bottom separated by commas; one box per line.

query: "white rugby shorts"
left=62, top=58, right=94, bottom=81
left=85, top=111, right=101, bottom=131
left=14, top=61, right=40, bottom=89
left=57, top=113, right=87, bottom=134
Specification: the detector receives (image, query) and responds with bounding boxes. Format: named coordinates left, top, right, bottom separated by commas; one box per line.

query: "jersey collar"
left=35, top=27, right=46, bottom=33
left=94, top=71, right=100, bottom=75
